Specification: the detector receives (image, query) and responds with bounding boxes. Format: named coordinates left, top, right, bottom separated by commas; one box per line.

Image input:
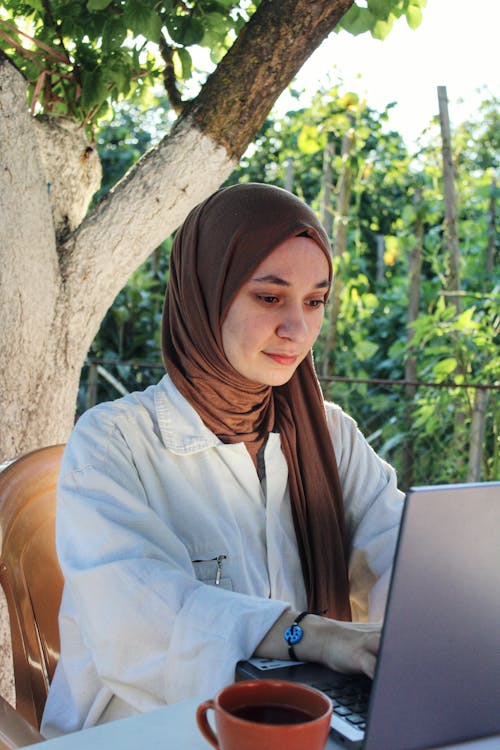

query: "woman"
left=42, top=183, right=403, bottom=737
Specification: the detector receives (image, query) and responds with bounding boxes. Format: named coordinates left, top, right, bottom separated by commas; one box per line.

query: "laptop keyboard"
left=309, top=674, right=372, bottom=731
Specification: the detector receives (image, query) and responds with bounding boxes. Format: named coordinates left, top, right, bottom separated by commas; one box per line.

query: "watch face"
left=284, top=623, right=304, bottom=645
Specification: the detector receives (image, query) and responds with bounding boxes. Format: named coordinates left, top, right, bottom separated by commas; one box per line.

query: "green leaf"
left=371, top=17, right=394, bottom=40
left=22, top=0, right=44, bottom=10
left=87, top=0, right=113, bottom=9
left=102, top=18, right=128, bottom=51
left=354, top=340, right=379, bottom=361
left=367, top=0, right=393, bottom=20
left=433, top=357, right=458, bottom=380
left=338, top=6, right=376, bottom=36
left=201, top=11, right=231, bottom=45
left=406, top=4, right=423, bottom=30
left=297, top=125, right=323, bottom=155
left=123, top=2, right=162, bottom=40
left=81, top=68, right=108, bottom=110
left=455, top=306, right=478, bottom=330
left=166, top=15, right=205, bottom=46
left=174, top=47, right=192, bottom=80
left=401, top=204, right=417, bottom=224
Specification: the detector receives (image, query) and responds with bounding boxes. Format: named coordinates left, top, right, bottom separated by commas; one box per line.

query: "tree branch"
left=184, top=0, right=354, bottom=158
left=59, top=0, right=354, bottom=337
left=159, top=34, right=184, bottom=115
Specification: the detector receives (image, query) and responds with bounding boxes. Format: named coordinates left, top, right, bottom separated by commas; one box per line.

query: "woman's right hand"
left=314, top=616, right=381, bottom=678
left=254, top=610, right=381, bottom=679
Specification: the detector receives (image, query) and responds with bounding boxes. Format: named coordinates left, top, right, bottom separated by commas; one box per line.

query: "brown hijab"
left=162, top=183, right=351, bottom=621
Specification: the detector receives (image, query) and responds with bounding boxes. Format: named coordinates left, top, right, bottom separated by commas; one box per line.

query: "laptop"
left=237, top=482, right=500, bottom=750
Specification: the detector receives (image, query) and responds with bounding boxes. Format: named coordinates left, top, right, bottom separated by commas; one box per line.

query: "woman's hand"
left=254, top=610, right=381, bottom=679
left=317, top=618, right=380, bottom=678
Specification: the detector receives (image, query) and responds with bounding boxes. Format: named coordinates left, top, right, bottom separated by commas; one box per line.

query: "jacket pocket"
left=192, top=554, right=233, bottom=591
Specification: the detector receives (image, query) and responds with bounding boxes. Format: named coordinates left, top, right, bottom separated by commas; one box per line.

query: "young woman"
left=42, top=183, right=403, bottom=737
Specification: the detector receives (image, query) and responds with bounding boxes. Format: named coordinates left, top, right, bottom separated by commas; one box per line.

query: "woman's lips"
left=264, top=352, right=299, bottom=366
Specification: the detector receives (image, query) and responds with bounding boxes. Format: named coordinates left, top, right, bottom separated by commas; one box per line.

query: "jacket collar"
left=154, top=373, right=222, bottom=454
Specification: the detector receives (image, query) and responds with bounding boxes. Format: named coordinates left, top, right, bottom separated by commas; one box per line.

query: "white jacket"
left=42, top=373, right=404, bottom=736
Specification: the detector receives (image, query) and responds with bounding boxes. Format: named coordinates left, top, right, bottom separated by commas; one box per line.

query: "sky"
left=275, top=0, right=499, bottom=148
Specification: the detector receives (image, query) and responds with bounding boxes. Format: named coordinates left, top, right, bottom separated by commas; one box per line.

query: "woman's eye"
left=307, top=299, right=326, bottom=309
left=258, top=295, right=279, bottom=304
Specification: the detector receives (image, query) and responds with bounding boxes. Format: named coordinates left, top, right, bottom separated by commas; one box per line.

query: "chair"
left=0, top=695, right=44, bottom=749
left=0, top=445, right=65, bottom=730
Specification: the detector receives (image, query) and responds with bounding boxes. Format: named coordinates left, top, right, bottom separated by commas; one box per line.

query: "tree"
left=0, top=0, right=425, bottom=461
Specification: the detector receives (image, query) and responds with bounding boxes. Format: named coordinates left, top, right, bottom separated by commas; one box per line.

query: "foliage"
left=0, top=0, right=256, bottom=127
left=0, top=0, right=424, bottom=129
left=81, top=82, right=499, bottom=485
left=210, top=84, right=500, bottom=484
left=338, top=0, right=428, bottom=40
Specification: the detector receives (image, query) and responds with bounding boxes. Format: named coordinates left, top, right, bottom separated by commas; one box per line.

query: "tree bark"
left=0, top=0, right=354, bottom=461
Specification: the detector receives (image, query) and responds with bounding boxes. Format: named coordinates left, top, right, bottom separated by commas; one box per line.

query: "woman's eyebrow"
left=251, top=274, right=330, bottom=289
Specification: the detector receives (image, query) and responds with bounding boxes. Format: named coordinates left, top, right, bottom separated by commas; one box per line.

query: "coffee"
left=197, top=679, right=332, bottom=750
left=232, top=703, right=315, bottom=725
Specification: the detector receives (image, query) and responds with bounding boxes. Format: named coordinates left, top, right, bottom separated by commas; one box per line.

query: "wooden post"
left=376, top=235, right=385, bottom=283
left=437, top=86, right=462, bottom=313
left=467, top=388, right=488, bottom=482
left=322, top=123, right=355, bottom=375
left=402, top=189, right=423, bottom=489
left=86, top=362, right=98, bottom=410
left=438, top=86, right=467, bottom=468
left=284, top=158, right=294, bottom=192
left=486, top=176, right=497, bottom=277
left=320, top=135, right=335, bottom=240
left=320, top=136, right=335, bottom=377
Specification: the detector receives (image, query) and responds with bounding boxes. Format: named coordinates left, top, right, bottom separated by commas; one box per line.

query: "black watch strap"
left=283, top=611, right=310, bottom=660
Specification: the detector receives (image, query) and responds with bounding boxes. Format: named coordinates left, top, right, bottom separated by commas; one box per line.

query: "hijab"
left=162, top=182, right=351, bottom=620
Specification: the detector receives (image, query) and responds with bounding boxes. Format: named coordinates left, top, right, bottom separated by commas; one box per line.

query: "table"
left=23, top=700, right=500, bottom=750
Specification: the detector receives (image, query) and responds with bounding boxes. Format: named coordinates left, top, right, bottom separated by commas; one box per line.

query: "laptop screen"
left=364, top=482, right=500, bottom=750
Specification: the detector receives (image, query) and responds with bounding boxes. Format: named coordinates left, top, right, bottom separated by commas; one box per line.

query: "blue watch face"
left=284, top=623, right=304, bottom=646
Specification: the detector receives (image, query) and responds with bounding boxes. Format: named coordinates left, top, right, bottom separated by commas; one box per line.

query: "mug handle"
left=196, top=699, right=220, bottom=749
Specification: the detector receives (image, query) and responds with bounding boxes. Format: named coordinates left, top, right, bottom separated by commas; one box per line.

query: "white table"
left=23, top=701, right=500, bottom=750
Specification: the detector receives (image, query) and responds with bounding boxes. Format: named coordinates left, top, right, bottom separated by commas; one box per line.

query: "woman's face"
left=221, top=236, right=330, bottom=386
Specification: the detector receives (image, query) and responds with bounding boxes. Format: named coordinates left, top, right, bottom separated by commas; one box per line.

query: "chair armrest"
left=0, top=696, right=44, bottom=749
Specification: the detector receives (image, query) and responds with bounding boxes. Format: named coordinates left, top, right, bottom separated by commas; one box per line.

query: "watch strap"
left=283, top=611, right=310, bottom=660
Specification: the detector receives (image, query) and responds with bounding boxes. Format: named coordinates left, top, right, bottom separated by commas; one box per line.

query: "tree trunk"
left=0, top=0, right=354, bottom=462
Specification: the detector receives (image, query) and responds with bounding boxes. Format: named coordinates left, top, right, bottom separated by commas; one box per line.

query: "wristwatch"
left=283, top=611, right=309, bottom=660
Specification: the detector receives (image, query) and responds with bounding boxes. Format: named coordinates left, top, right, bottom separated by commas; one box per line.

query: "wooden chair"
left=0, top=445, right=65, bottom=730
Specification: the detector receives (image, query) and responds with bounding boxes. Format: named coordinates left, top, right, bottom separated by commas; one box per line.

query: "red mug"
left=196, top=679, right=332, bottom=750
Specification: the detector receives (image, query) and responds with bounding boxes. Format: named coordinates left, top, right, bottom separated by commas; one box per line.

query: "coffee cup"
left=196, top=679, right=332, bottom=750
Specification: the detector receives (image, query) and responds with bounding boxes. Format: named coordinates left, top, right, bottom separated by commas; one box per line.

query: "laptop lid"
left=364, top=482, right=500, bottom=750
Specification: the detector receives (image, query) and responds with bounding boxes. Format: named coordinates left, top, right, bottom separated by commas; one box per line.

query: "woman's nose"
left=276, top=306, right=308, bottom=340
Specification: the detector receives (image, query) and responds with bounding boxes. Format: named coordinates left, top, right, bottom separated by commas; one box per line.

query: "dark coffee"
left=232, top=703, right=315, bottom=725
